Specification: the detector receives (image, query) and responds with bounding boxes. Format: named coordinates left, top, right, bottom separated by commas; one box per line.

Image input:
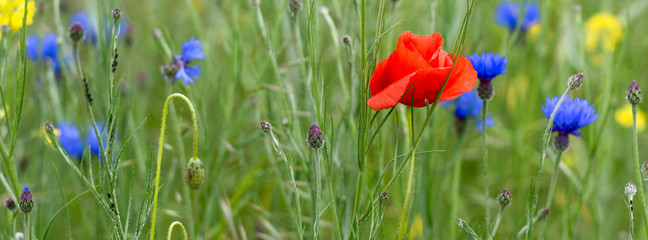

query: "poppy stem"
left=167, top=221, right=188, bottom=240
left=482, top=99, right=491, bottom=230
left=150, top=93, right=199, bottom=240
left=631, top=104, right=648, bottom=236
left=396, top=106, right=416, bottom=240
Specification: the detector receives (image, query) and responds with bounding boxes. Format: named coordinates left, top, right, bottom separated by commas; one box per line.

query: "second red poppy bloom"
left=367, top=31, right=477, bottom=111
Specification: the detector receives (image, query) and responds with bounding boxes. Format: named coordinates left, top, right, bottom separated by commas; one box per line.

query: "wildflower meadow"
left=1, top=0, right=647, bottom=239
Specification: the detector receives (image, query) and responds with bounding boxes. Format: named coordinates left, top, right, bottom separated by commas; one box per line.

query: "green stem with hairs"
left=396, top=106, right=416, bottom=240
left=482, top=100, right=490, bottom=229
left=632, top=104, right=648, bottom=236
left=150, top=93, right=199, bottom=240
left=167, top=221, right=188, bottom=240
left=490, top=206, right=506, bottom=239
left=24, top=213, right=30, bottom=240
left=314, top=150, right=322, bottom=240
left=524, top=87, right=571, bottom=239
left=545, top=152, right=563, bottom=210
left=267, top=129, right=304, bottom=239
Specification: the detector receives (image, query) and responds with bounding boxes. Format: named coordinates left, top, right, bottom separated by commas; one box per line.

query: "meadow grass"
left=1, top=0, right=648, bottom=239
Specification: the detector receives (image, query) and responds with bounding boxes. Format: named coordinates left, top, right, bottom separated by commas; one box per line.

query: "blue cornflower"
left=442, top=90, right=495, bottom=132
left=70, top=11, right=97, bottom=43
left=495, top=1, right=541, bottom=32
left=26, top=35, right=39, bottom=60
left=172, top=36, right=204, bottom=84
left=542, top=95, right=598, bottom=136
left=25, top=34, right=62, bottom=74
left=467, top=52, right=508, bottom=82
left=42, top=34, right=61, bottom=74
left=55, top=122, right=102, bottom=159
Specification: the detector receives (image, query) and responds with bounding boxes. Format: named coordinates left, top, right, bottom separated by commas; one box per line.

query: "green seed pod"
left=184, top=158, right=205, bottom=190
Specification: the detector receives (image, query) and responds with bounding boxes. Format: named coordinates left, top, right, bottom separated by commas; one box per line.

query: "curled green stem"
left=167, top=221, right=188, bottom=240
left=150, top=93, right=199, bottom=240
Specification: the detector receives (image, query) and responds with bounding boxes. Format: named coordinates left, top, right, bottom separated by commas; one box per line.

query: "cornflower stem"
left=449, top=131, right=468, bottom=240
left=632, top=104, right=648, bottom=236
left=167, top=221, right=189, bottom=240
left=490, top=206, right=506, bottom=239
left=150, top=93, right=199, bottom=240
left=267, top=130, right=304, bottom=239
left=545, top=151, right=563, bottom=210
left=538, top=152, right=563, bottom=240
left=72, top=41, right=126, bottom=237
left=322, top=150, right=343, bottom=240
left=628, top=197, right=634, bottom=240
left=396, top=106, right=416, bottom=240
left=482, top=100, right=490, bottom=229
left=525, top=87, right=570, bottom=239
left=24, top=213, right=30, bottom=240
left=314, top=150, right=322, bottom=240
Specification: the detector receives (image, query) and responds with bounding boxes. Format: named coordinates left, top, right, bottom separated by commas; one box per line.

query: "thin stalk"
left=482, top=100, right=490, bottom=229
left=314, top=150, right=322, bottom=240
left=24, top=213, right=30, bottom=240
left=545, top=152, right=564, bottom=209
left=396, top=107, right=416, bottom=240
left=525, top=87, right=570, bottom=239
left=628, top=196, right=634, bottom=240
left=150, top=93, right=199, bottom=240
left=322, top=150, right=343, bottom=240
left=267, top=130, right=304, bottom=239
left=490, top=206, right=506, bottom=239
left=167, top=221, right=189, bottom=240
left=632, top=104, right=648, bottom=235
left=449, top=132, right=468, bottom=240
left=352, top=0, right=368, bottom=235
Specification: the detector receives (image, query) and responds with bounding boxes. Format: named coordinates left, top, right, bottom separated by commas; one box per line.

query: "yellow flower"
left=584, top=12, right=622, bottom=52
left=408, top=215, right=423, bottom=240
left=615, top=104, right=646, bottom=131
left=0, top=0, right=36, bottom=38
left=527, top=25, right=541, bottom=41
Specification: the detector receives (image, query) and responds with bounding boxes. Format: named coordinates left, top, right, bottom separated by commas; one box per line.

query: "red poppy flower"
left=367, top=31, right=477, bottom=111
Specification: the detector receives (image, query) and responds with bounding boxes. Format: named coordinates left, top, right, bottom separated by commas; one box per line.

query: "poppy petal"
left=438, top=56, right=478, bottom=101
left=368, top=71, right=418, bottom=111
left=397, top=31, right=444, bottom=65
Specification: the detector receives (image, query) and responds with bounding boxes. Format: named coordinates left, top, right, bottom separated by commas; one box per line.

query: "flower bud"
left=250, top=0, right=260, bottom=6
left=19, top=187, right=34, bottom=214
left=342, top=35, right=351, bottom=45
left=68, top=23, right=85, bottom=43
left=642, top=160, right=648, bottom=177
left=538, top=208, right=550, bottom=220
left=567, top=73, right=584, bottom=90
left=625, top=182, right=637, bottom=199
left=288, top=0, right=302, bottom=16
left=307, top=122, right=324, bottom=150
left=5, top=198, right=16, bottom=211
left=477, top=81, right=494, bottom=101
left=112, top=8, right=122, bottom=22
left=626, top=80, right=643, bottom=105
left=553, top=134, right=570, bottom=152
left=1, top=25, right=9, bottom=35
left=152, top=28, right=162, bottom=38
left=260, top=121, right=272, bottom=134
left=496, top=188, right=511, bottom=207
left=184, top=158, right=205, bottom=190
left=161, top=61, right=179, bottom=79
left=319, top=7, right=328, bottom=15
